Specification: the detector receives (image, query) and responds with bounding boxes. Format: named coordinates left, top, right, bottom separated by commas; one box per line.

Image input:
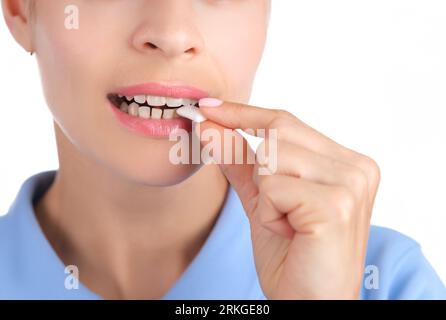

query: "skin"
left=3, top=0, right=380, bottom=299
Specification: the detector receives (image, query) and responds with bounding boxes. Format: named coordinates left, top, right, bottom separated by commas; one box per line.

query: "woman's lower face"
left=28, top=0, right=270, bottom=186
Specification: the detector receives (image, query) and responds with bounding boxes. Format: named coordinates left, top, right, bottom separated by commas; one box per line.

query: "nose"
left=131, top=1, right=204, bottom=61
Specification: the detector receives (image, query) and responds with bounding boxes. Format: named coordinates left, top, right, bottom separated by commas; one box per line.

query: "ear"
left=2, top=0, right=34, bottom=52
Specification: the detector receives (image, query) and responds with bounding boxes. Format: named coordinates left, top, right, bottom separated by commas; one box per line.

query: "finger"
left=199, top=99, right=294, bottom=134
left=195, top=120, right=258, bottom=216
left=257, top=175, right=357, bottom=234
left=199, top=100, right=360, bottom=165
left=200, top=100, right=380, bottom=206
left=255, top=194, right=295, bottom=239
left=254, top=139, right=368, bottom=201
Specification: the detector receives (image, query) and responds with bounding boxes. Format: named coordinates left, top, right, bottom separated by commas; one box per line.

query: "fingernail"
left=199, top=98, right=223, bottom=108
left=176, top=105, right=207, bottom=123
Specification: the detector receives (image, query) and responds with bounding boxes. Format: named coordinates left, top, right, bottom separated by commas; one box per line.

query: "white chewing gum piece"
left=176, top=105, right=207, bottom=123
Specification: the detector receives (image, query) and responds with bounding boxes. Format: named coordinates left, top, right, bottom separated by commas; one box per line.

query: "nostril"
left=145, top=42, right=158, bottom=49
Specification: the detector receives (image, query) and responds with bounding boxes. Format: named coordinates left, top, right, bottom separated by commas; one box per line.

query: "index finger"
left=198, top=99, right=295, bottom=134
left=198, top=99, right=364, bottom=167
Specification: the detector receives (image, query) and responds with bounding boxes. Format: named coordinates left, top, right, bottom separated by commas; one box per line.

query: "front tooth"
left=166, top=97, right=184, bottom=108
left=146, top=95, right=166, bottom=107
left=120, top=102, right=129, bottom=113
left=182, top=98, right=198, bottom=106
left=128, top=102, right=139, bottom=116
left=138, top=106, right=151, bottom=119
left=163, top=109, right=175, bottom=119
left=151, top=108, right=163, bottom=119
left=134, top=95, right=146, bottom=104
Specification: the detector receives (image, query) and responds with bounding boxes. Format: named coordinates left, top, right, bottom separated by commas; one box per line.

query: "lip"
left=108, top=82, right=210, bottom=138
left=113, top=82, right=210, bottom=100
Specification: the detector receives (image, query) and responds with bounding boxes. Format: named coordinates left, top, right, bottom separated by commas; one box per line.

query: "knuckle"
left=277, top=109, right=296, bottom=120
left=266, top=111, right=300, bottom=141
left=346, top=166, right=368, bottom=193
left=366, top=157, right=381, bottom=185
left=331, top=186, right=356, bottom=224
left=355, top=155, right=381, bottom=187
left=269, top=111, right=296, bottom=127
left=271, top=121, right=297, bottom=142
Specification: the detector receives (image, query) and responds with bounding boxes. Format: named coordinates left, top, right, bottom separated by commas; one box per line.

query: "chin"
left=117, top=162, right=203, bottom=187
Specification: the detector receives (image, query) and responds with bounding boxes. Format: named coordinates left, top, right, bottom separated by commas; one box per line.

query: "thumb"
left=194, top=120, right=259, bottom=215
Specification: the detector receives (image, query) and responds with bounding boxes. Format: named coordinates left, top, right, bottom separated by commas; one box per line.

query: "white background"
left=1, top=1, right=445, bottom=283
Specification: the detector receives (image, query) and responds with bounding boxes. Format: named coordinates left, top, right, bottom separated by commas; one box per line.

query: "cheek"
left=220, top=30, right=266, bottom=101
left=34, top=4, right=109, bottom=109
left=33, top=2, right=118, bottom=144
left=205, top=18, right=267, bottom=102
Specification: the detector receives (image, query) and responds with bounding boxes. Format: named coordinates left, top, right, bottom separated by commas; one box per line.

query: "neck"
left=35, top=124, right=229, bottom=299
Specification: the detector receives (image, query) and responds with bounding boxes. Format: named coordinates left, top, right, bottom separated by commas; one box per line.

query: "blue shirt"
left=0, top=171, right=445, bottom=300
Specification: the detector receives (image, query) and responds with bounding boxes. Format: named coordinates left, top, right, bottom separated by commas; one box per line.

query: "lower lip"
left=108, top=102, right=192, bottom=138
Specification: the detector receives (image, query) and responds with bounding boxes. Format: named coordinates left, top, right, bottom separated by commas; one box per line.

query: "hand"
left=196, top=101, right=381, bottom=300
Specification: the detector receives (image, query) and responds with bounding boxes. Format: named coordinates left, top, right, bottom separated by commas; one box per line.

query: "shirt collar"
left=6, top=171, right=263, bottom=299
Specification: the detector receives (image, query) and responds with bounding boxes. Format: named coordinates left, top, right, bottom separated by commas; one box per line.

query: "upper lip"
left=113, top=82, right=210, bottom=100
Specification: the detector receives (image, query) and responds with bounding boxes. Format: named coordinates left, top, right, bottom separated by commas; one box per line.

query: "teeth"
left=146, top=95, right=166, bottom=107
left=181, top=98, right=199, bottom=107
left=115, top=94, right=199, bottom=120
left=119, top=94, right=197, bottom=107
left=166, top=97, right=184, bottom=108
left=138, top=106, right=151, bottom=119
left=162, top=109, right=175, bottom=119
left=128, top=102, right=140, bottom=116
left=151, top=108, right=163, bottom=119
left=182, top=98, right=195, bottom=106
left=120, top=102, right=129, bottom=113
left=134, top=95, right=146, bottom=104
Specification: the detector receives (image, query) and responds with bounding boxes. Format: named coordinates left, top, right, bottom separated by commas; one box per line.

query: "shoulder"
left=0, top=171, right=58, bottom=299
left=367, top=225, right=419, bottom=257
left=0, top=211, right=26, bottom=298
left=362, top=225, right=446, bottom=299
left=0, top=213, right=17, bottom=261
